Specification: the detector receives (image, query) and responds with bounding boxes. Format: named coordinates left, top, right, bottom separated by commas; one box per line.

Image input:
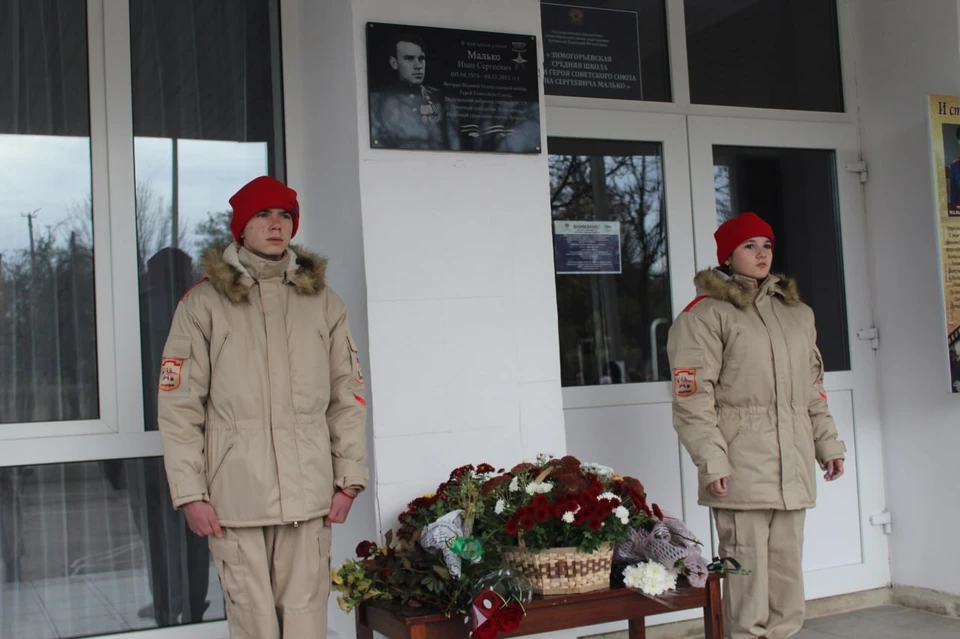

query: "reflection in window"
left=128, top=0, right=285, bottom=631
left=713, top=146, right=849, bottom=371
left=0, top=1, right=99, bottom=424
left=0, top=460, right=224, bottom=637
left=549, top=138, right=672, bottom=387
left=684, top=0, right=844, bottom=112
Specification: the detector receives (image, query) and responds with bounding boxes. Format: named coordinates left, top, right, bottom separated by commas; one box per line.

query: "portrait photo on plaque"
left=366, top=22, right=541, bottom=154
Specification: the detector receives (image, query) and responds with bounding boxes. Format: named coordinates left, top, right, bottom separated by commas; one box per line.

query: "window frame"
left=0, top=0, right=295, bottom=476
left=547, top=108, right=695, bottom=408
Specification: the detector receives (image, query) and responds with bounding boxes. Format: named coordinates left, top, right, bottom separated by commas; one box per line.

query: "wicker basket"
left=501, top=544, right=613, bottom=595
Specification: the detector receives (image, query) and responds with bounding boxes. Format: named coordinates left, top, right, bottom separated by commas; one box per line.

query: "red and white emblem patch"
left=673, top=368, right=697, bottom=397
left=159, top=357, right=184, bottom=392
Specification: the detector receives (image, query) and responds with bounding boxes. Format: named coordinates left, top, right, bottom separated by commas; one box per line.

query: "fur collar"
left=202, top=243, right=328, bottom=303
left=693, top=268, right=800, bottom=309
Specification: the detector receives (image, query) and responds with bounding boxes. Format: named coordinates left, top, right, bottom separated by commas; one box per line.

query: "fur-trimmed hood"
left=202, top=242, right=328, bottom=303
left=693, top=268, right=800, bottom=309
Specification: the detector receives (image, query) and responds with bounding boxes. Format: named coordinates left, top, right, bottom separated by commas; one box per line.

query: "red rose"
left=355, top=540, right=378, bottom=558
left=519, top=516, right=536, bottom=530
left=504, top=519, right=520, bottom=535
left=653, top=504, right=664, bottom=520
left=475, top=619, right=498, bottom=639
left=533, top=507, right=551, bottom=523
left=496, top=603, right=525, bottom=632
left=473, top=589, right=503, bottom=615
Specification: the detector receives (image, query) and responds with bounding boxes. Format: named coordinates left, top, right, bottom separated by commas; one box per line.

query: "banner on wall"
left=366, top=22, right=541, bottom=154
left=926, top=94, right=960, bottom=392
left=554, top=221, right=622, bottom=274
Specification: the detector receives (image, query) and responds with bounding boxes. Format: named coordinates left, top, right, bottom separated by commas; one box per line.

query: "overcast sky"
left=0, top=134, right=268, bottom=257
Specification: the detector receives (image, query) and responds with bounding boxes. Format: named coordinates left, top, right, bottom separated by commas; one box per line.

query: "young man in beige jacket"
left=157, top=175, right=368, bottom=638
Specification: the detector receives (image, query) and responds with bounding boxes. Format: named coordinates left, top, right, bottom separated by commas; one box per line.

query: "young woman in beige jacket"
left=667, top=212, right=845, bottom=639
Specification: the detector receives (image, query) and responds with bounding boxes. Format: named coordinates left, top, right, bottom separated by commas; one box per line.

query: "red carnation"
left=588, top=518, right=603, bottom=532
left=477, top=463, right=496, bottom=474
left=653, top=504, right=664, bottom=520
left=504, top=519, right=520, bottom=535
left=515, top=506, right=531, bottom=519
left=532, top=494, right=550, bottom=509
left=534, top=507, right=551, bottom=523
left=496, top=603, right=525, bottom=632
left=552, top=503, right=567, bottom=519
left=482, top=474, right=512, bottom=496
left=355, top=540, right=378, bottom=558
left=474, top=619, right=498, bottom=639
left=519, top=516, right=536, bottom=530
left=560, top=455, right=582, bottom=468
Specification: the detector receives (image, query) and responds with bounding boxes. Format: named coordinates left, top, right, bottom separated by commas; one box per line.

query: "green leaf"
left=432, top=565, right=451, bottom=580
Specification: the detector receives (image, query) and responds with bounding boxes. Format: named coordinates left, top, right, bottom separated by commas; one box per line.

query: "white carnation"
left=622, top=562, right=678, bottom=596
left=509, top=477, right=520, bottom=492
left=495, top=499, right=506, bottom=515
left=580, top=462, right=615, bottom=477
left=562, top=511, right=576, bottom=524
left=614, top=506, right=630, bottom=525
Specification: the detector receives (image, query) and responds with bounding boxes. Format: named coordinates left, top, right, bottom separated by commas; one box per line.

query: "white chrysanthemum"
left=525, top=482, right=537, bottom=495
left=581, top=462, right=615, bottom=477
left=509, top=477, right=520, bottom=492
left=599, top=492, right=621, bottom=503
left=622, top=562, right=678, bottom=596
left=538, top=482, right=554, bottom=494
left=495, top=499, right=506, bottom=515
left=562, top=511, right=576, bottom=524
left=614, top=505, right=630, bottom=525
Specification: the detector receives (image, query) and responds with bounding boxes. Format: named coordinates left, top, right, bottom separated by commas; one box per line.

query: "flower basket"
left=500, top=543, right=613, bottom=595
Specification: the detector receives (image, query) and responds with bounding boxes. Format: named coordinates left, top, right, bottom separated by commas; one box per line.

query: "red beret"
left=228, top=176, right=299, bottom=243
left=714, top=212, right=774, bottom=265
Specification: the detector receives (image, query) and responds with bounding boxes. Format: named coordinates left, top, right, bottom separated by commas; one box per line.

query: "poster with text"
left=554, top=221, right=622, bottom=274
left=366, top=22, right=541, bottom=153
left=541, top=3, right=643, bottom=101
left=926, top=94, right=960, bottom=392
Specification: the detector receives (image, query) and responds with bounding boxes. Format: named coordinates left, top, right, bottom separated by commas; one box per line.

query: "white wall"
left=347, top=0, right=567, bottom=529
left=854, top=0, right=960, bottom=596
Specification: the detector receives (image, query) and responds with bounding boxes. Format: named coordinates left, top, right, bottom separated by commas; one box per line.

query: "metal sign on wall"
left=541, top=3, right=643, bottom=101
left=366, top=22, right=541, bottom=153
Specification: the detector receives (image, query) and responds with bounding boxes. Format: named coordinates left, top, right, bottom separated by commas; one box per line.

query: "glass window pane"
left=0, top=0, right=99, bottom=424
left=713, top=145, right=850, bottom=371
left=684, top=0, right=844, bottom=112
left=0, top=459, right=225, bottom=636
left=541, top=0, right=671, bottom=102
left=549, top=138, right=672, bottom=387
left=129, top=0, right=285, bottom=436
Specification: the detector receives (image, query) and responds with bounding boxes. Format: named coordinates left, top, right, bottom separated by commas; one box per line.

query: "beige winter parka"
left=667, top=269, right=845, bottom=511
left=157, top=243, right=368, bottom=527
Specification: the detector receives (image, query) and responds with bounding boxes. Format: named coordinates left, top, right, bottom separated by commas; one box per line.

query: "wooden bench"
left=356, top=574, right=723, bottom=639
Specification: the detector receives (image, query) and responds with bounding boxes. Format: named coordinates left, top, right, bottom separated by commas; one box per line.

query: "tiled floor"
left=797, top=605, right=960, bottom=639
left=1, top=568, right=225, bottom=639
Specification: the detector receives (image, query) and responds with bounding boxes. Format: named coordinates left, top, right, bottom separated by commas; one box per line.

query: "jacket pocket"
left=208, top=535, right=247, bottom=606
left=211, top=330, right=231, bottom=369
left=204, top=427, right=237, bottom=490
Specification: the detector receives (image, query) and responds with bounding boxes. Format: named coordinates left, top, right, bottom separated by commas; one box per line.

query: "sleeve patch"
left=673, top=368, right=697, bottom=397
left=159, top=357, right=184, bottom=392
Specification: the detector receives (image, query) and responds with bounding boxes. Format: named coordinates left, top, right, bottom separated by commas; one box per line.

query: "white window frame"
left=0, top=0, right=296, bottom=480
